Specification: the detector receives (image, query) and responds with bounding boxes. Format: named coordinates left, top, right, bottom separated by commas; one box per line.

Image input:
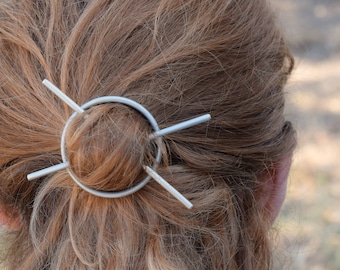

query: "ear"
left=0, top=204, right=21, bottom=231
left=257, top=155, right=293, bottom=224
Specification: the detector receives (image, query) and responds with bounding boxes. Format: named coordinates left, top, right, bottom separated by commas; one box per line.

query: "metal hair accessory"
left=27, top=79, right=211, bottom=209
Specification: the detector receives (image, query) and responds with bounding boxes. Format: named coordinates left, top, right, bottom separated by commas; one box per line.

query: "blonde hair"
left=0, top=0, right=295, bottom=269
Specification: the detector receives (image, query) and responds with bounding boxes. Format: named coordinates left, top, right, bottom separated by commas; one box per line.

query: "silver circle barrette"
left=27, top=79, right=211, bottom=209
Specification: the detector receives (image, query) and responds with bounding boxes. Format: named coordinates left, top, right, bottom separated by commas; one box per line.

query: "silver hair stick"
left=27, top=79, right=211, bottom=209
left=42, top=79, right=84, bottom=114
left=149, top=114, right=211, bottom=139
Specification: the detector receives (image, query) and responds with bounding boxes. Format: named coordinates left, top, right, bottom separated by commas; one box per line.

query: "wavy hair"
left=0, top=0, right=295, bottom=269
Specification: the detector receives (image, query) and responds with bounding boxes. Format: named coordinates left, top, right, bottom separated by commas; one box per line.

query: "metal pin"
left=27, top=79, right=212, bottom=208
left=149, top=114, right=211, bottom=139
left=43, top=79, right=84, bottom=114
left=27, top=162, right=68, bottom=181
left=143, top=165, right=193, bottom=209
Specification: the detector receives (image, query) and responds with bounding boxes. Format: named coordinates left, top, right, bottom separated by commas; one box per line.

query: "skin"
left=0, top=205, right=21, bottom=231
left=260, top=155, right=293, bottom=224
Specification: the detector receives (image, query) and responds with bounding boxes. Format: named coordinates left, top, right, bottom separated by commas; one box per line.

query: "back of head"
left=0, top=0, right=295, bottom=269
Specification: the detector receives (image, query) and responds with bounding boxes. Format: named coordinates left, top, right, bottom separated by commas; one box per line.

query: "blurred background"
left=271, top=0, right=340, bottom=269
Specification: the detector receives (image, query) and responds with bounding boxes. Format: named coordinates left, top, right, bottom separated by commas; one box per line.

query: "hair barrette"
left=27, top=79, right=211, bottom=209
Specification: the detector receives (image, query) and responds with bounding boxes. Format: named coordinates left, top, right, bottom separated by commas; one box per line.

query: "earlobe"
left=258, top=155, right=293, bottom=224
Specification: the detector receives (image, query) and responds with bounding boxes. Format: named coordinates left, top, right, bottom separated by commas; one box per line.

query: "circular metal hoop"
left=60, top=96, right=162, bottom=198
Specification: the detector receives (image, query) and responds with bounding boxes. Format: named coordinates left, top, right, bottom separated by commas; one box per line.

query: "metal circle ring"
left=60, top=96, right=163, bottom=198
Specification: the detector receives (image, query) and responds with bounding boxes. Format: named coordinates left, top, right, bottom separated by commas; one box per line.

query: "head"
left=0, top=0, right=295, bottom=269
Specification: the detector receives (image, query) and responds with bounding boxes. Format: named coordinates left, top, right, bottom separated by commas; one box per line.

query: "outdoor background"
left=271, top=0, right=340, bottom=269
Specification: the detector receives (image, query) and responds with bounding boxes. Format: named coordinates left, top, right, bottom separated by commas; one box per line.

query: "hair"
left=0, top=0, right=295, bottom=269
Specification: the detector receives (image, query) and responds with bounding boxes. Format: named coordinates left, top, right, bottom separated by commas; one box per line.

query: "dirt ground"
left=271, top=0, right=340, bottom=269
